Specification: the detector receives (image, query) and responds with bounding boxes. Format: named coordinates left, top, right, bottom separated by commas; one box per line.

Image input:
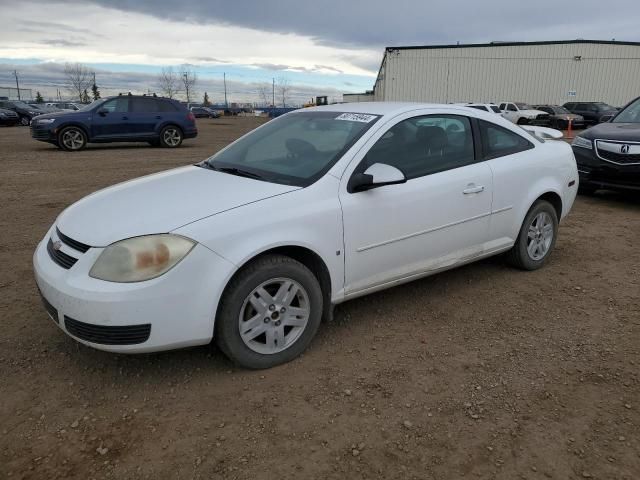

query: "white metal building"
left=371, top=40, right=640, bottom=106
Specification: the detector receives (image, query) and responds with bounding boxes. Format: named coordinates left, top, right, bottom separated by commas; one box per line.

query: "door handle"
left=155, top=116, right=162, bottom=120
left=463, top=184, right=485, bottom=194
left=121, top=116, right=129, bottom=120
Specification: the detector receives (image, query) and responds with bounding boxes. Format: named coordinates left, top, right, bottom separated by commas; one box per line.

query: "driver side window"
left=100, top=97, right=129, bottom=113
left=362, top=115, right=475, bottom=179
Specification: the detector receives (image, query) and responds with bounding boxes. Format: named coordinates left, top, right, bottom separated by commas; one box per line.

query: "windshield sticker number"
left=335, top=113, right=377, bottom=123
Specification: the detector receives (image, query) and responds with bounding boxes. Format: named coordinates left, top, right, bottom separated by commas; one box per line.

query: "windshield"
left=206, top=111, right=380, bottom=186
left=516, top=103, right=534, bottom=110
left=612, top=98, right=640, bottom=123
left=490, top=106, right=501, bottom=113
left=552, top=106, right=571, bottom=114
left=79, top=99, right=104, bottom=112
left=12, top=101, right=33, bottom=109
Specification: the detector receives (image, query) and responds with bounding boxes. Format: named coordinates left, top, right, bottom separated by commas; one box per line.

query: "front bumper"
left=33, top=226, right=236, bottom=353
left=572, top=147, right=640, bottom=192
left=30, top=123, right=55, bottom=141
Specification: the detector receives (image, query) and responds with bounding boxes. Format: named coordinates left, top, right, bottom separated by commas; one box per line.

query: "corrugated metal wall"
left=373, top=43, right=640, bottom=106
left=342, top=93, right=374, bottom=102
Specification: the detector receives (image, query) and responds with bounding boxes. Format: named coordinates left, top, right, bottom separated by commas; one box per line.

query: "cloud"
left=78, top=0, right=640, bottom=48
left=42, top=39, right=87, bottom=47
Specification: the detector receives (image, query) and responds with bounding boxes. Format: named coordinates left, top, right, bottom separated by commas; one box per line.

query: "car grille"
left=596, top=141, right=640, bottom=165
left=64, top=316, right=152, bottom=345
left=47, top=238, right=78, bottom=269
left=57, top=228, right=90, bottom=253
left=46, top=229, right=92, bottom=269
left=30, top=124, right=50, bottom=140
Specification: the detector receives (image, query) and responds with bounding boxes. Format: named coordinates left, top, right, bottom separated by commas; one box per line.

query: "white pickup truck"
left=498, top=102, right=551, bottom=126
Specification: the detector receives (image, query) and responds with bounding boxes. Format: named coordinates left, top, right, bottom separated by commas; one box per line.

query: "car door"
left=339, top=113, right=493, bottom=296
left=477, top=119, right=538, bottom=245
left=128, top=97, right=159, bottom=136
left=91, top=97, right=130, bottom=139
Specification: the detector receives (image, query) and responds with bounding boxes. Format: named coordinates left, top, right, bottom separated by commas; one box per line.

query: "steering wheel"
left=285, top=138, right=317, bottom=159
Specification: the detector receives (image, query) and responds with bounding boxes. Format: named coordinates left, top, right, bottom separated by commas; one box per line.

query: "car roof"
left=304, top=102, right=472, bottom=116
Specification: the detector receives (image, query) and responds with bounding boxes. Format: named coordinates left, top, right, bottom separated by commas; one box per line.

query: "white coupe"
left=34, top=103, right=578, bottom=368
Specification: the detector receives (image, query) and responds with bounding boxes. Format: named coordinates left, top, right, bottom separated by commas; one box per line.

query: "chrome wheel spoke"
left=274, top=280, right=296, bottom=305
left=527, top=239, right=538, bottom=258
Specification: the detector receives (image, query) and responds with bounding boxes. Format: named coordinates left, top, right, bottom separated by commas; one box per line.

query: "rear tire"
left=516, top=117, right=528, bottom=125
left=506, top=200, right=558, bottom=270
left=159, top=125, right=183, bottom=148
left=215, top=254, right=323, bottom=369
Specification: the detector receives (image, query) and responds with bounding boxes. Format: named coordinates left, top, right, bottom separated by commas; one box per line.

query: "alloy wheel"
left=238, top=277, right=310, bottom=355
left=61, top=129, right=85, bottom=150
left=526, top=212, right=554, bottom=261
left=162, top=128, right=181, bottom=147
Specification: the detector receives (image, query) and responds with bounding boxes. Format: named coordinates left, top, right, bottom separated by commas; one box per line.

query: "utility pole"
left=92, top=71, right=96, bottom=86
left=272, top=78, right=275, bottom=108
left=223, top=72, right=228, bottom=108
left=13, top=70, right=20, bottom=100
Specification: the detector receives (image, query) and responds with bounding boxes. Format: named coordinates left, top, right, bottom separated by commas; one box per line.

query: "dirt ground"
left=0, top=118, right=638, bottom=480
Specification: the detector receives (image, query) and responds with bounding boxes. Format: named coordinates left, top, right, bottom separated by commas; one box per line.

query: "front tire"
left=215, top=255, right=323, bottom=369
left=58, top=126, right=87, bottom=151
left=159, top=125, right=183, bottom=148
left=506, top=200, right=558, bottom=270
left=19, top=115, right=30, bottom=126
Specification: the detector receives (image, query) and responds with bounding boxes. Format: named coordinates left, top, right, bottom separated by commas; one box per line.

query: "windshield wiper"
left=208, top=164, right=265, bottom=181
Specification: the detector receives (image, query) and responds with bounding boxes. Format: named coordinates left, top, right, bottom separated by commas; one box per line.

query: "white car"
left=498, top=102, right=551, bottom=126
left=34, top=103, right=578, bottom=368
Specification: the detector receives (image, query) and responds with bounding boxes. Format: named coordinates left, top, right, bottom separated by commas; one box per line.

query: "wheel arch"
left=536, top=191, right=563, bottom=221
left=157, top=122, right=184, bottom=136
left=217, top=244, right=334, bottom=324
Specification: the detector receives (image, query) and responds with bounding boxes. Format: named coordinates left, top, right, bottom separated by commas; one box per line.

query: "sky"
left=0, top=0, right=639, bottom=104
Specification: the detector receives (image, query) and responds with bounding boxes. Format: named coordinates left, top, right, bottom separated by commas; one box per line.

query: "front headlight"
left=571, top=136, right=592, bottom=149
left=37, top=118, right=56, bottom=124
left=89, top=234, right=196, bottom=283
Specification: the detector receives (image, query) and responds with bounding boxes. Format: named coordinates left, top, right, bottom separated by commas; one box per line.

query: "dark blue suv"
left=30, top=94, right=197, bottom=151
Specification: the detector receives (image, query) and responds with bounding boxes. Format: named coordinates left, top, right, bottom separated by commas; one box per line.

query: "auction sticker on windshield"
left=335, top=113, right=378, bottom=123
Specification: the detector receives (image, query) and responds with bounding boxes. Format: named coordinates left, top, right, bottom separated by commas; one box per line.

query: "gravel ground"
left=0, top=118, right=638, bottom=480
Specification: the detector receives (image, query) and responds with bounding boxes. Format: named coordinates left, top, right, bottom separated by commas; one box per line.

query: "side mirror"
left=599, top=114, right=614, bottom=123
left=348, top=163, right=406, bottom=193
left=98, top=108, right=109, bottom=116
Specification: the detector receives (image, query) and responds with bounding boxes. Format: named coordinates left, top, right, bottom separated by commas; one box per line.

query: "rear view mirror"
left=98, top=108, right=109, bottom=116
left=348, top=163, right=406, bottom=193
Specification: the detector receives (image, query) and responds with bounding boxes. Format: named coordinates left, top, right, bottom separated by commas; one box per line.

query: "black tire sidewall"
left=58, top=126, right=87, bottom=151
left=216, top=256, right=323, bottom=369
left=515, top=201, right=558, bottom=270
left=159, top=125, right=183, bottom=148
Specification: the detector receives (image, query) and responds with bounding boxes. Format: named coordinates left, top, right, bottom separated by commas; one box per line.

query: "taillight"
left=187, top=112, right=195, bottom=122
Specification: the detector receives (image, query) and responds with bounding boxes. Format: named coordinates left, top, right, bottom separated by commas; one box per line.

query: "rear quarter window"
left=158, top=100, right=179, bottom=112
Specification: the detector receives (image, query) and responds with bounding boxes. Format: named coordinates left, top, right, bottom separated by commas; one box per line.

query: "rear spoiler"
left=520, top=125, right=564, bottom=140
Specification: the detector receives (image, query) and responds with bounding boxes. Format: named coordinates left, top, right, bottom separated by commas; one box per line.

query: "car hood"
left=521, top=109, right=548, bottom=117
left=57, top=165, right=300, bottom=246
left=33, top=110, right=78, bottom=120
left=580, top=122, right=640, bottom=141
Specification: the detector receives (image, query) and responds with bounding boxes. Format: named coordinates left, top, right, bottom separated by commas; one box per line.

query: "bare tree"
left=64, top=63, right=93, bottom=102
left=275, top=77, right=291, bottom=107
left=158, top=67, right=179, bottom=99
left=257, top=83, right=271, bottom=107
left=180, top=65, right=197, bottom=105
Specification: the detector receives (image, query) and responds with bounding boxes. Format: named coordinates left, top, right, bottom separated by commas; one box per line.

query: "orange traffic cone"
left=566, top=118, right=573, bottom=140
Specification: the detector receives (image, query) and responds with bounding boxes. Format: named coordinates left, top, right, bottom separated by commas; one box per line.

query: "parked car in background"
left=498, top=102, right=550, bottom=125
left=571, top=96, right=640, bottom=194
left=34, top=102, right=577, bottom=368
left=203, top=107, right=221, bottom=118
left=534, top=105, right=585, bottom=129
left=30, top=94, right=197, bottom=151
left=0, top=99, right=43, bottom=126
left=0, top=107, right=20, bottom=126
left=563, top=102, right=618, bottom=126
left=29, top=104, right=64, bottom=114
left=190, top=106, right=219, bottom=118
left=466, top=103, right=503, bottom=114
left=46, top=102, right=84, bottom=111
